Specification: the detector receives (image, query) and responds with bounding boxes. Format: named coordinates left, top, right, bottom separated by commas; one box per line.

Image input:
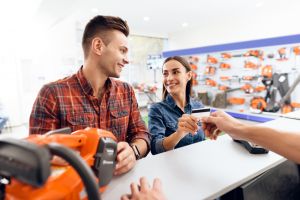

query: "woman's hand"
left=162, top=114, right=200, bottom=151
left=176, top=114, right=199, bottom=137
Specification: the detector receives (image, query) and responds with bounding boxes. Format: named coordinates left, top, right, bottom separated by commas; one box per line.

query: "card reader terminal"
left=234, top=139, right=269, bottom=154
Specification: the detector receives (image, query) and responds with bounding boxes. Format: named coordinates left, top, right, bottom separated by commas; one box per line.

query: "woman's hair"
left=162, top=56, right=193, bottom=101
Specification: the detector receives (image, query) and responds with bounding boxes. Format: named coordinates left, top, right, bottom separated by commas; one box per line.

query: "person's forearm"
left=162, top=131, right=185, bottom=151
left=237, top=125, right=300, bottom=164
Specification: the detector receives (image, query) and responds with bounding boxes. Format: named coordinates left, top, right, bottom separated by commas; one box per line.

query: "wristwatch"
left=130, top=144, right=141, bottom=160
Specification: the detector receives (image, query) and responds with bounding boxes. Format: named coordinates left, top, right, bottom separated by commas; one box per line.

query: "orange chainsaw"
left=221, top=53, right=232, bottom=59
left=0, top=127, right=117, bottom=200
left=207, top=55, right=218, bottom=64
left=242, top=76, right=254, bottom=81
left=243, top=50, right=264, bottom=60
left=282, top=102, right=300, bottom=114
left=244, top=61, right=259, bottom=69
left=204, top=66, right=216, bottom=75
left=227, top=97, right=245, bottom=105
left=218, top=84, right=230, bottom=91
left=277, top=47, right=288, bottom=61
left=205, top=78, right=217, bottom=87
left=220, top=76, right=231, bottom=81
left=250, top=96, right=267, bottom=112
left=293, top=46, right=300, bottom=55
left=219, top=62, right=231, bottom=70
left=261, top=65, right=273, bottom=79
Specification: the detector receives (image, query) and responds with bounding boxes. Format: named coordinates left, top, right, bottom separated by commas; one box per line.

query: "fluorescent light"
left=182, top=22, right=188, bottom=27
left=91, top=8, right=99, bottom=13
left=143, top=17, right=150, bottom=21
left=256, top=1, right=264, bottom=7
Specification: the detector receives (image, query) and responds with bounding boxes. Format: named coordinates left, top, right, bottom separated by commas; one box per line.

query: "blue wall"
left=163, top=34, right=300, bottom=57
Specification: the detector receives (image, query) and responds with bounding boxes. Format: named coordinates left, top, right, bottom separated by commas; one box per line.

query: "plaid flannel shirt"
left=29, top=67, right=150, bottom=147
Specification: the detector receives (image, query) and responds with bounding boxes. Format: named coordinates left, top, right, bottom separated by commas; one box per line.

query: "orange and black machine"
left=0, top=127, right=117, bottom=200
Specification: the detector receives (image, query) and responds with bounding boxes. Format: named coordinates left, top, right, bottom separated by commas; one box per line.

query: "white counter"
left=102, top=115, right=300, bottom=200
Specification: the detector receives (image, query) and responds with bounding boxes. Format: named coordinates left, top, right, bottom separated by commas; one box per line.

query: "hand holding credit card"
left=191, top=107, right=211, bottom=121
left=192, top=107, right=220, bottom=138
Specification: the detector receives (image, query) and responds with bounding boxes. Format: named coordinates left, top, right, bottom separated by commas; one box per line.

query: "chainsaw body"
left=0, top=128, right=117, bottom=200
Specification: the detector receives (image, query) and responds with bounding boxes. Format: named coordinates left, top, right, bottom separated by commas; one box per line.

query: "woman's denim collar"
left=165, top=94, right=191, bottom=110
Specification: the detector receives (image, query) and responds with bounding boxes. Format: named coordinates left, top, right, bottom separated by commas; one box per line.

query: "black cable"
left=47, top=143, right=100, bottom=200
left=0, top=179, right=5, bottom=200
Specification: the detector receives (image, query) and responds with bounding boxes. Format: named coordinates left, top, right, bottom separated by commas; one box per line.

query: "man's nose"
left=123, top=55, right=129, bottom=64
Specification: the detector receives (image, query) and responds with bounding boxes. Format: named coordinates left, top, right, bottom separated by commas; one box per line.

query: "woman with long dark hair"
left=148, top=56, right=205, bottom=155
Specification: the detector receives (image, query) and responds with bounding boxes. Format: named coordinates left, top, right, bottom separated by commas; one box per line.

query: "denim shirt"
left=148, top=94, right=205, bottom=155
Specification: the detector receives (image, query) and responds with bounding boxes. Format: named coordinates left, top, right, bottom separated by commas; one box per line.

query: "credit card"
left=191, top=108, right=211, bottom=119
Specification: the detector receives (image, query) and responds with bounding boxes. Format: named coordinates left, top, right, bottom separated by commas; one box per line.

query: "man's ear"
left=91, top=37, right=105, bottom=56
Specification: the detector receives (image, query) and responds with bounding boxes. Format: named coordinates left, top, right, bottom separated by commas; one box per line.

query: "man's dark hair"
left=82, top=15, right=129, bottom=58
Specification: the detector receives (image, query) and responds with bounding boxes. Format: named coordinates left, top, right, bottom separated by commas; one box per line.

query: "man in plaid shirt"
left=29, top=15, right=150, bottom=176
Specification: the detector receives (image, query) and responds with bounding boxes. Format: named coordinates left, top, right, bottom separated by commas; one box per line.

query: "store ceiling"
left=1, top=0, right=300, bottom=38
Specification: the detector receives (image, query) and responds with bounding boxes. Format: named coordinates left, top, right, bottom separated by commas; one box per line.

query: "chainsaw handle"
left=47, top=143, right=100, bottom=200
left=45, top=134, right=87, bottom=148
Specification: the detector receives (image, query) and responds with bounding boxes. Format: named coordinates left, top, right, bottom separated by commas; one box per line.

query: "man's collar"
left=76, top=66, right=115, bottom=97
left=77, top=66, right=93, bottom=96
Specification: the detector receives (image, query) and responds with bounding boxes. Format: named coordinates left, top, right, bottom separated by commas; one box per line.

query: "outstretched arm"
left=202, top=110, right=300, bottom=164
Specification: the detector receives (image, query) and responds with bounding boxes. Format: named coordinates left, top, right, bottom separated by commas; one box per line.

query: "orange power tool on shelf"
left=227, top=97, right=245, bottom=105
left=221, top=53, right=232, bottom=59
left=243, top=50, right=264, bottom=60
left=205, top=78, right=217, bottom=87
left=250, top=96, right=267, bottom=112
left=220, top=76, right=231, bottom=81
left=218, top=84, right=230, bottom=91
left=254, top=85, right=266, bottom=93
left=241, top=84, right=254, bottom=94
left=282, top=102, right=300, bottom=114
left=204, top=66, right=216, bottom=75
left=244, top=61, right=259, bottom=69
left=242, top=76, right=254, bottom=81
left=219, top=62, right=231, bottom=70
left=261, top=65, right=273, bottom=79
left=207, top=55, right=218, bottom=64
left=293, top=46, right=300, bottom=55
left=277, top=47, right=288, bottom=61
left=0, top=127, right=117, bottom=200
